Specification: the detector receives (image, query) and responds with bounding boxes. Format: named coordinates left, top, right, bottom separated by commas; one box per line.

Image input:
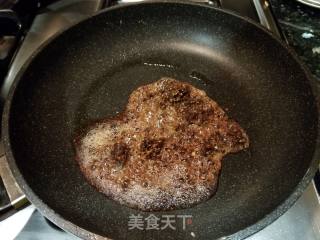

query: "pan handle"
left=0, top=143, right=28, bottom=219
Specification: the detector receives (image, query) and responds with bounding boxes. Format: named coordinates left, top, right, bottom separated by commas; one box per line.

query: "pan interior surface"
left=6, top=3, right=318, bottom=240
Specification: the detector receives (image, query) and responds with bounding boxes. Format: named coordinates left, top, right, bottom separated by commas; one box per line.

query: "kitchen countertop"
left=270, top=0, right=320, bottom=79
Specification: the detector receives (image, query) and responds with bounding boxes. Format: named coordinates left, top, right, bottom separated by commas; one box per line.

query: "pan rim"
left=2, top=1, right=320, bottom=239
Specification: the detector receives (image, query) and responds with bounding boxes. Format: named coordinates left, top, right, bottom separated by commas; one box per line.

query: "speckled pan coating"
left=2, top=1, right=320, bottom=240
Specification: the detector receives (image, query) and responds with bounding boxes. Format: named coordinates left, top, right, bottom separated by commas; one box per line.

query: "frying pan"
left=2, top=1, right=320, bottom=239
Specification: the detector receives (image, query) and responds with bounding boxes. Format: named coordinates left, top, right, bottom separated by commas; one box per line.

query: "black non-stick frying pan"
left=2, top=1, right=320, bottom=240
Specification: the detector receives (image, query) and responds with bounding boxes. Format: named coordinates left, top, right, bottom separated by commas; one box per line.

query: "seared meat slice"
left=74, top=78, right=249, bottom=211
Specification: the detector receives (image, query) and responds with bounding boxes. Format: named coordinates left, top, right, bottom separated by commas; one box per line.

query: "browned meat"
left=74, top=78, right=249, bottom=211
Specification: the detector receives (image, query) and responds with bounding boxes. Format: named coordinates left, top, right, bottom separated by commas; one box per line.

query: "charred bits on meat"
left=111, top=142, right=129, bottom=166
left=141, top=138, right=165, bottom=159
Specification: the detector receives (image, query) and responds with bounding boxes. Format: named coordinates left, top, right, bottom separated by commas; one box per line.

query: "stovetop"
left=0, top=0, right=319, bottom=239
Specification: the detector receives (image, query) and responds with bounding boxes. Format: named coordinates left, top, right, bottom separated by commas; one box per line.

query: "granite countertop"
left=270, top=0, right=320, bottom=79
